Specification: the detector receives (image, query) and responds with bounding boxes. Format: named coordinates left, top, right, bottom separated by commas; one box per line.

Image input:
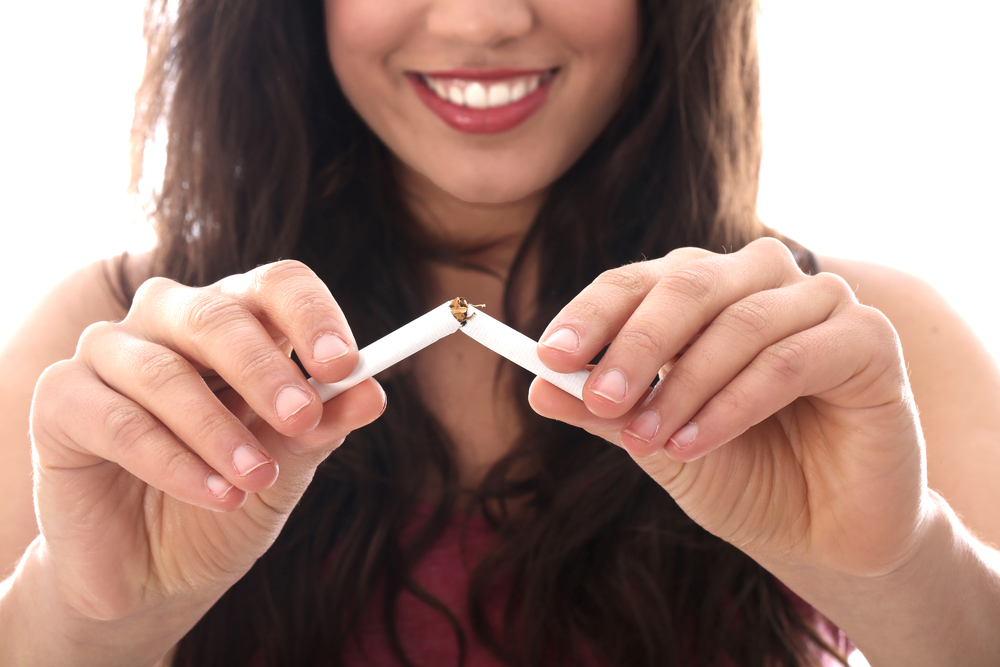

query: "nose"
left=426, top=0, right=534, bottom=48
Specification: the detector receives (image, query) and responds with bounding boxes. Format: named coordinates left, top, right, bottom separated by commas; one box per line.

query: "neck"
left=398, top=162, right=544, bottom=280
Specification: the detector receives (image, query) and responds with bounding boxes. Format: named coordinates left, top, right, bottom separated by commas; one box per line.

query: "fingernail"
left=591, top=370, right=628, bottom=403
left=233, top=444, right=270, bottom=476
left=668, top=422, right=699, bottom=450
left=623, top=409, right=659, bottom=442
left=276, top=386, right=312, bottom=421
left=541, top=328, right=580, bottom=353
left=313, top=333, right=350, bottom=363
left=206, top=473, right=233, bottom=499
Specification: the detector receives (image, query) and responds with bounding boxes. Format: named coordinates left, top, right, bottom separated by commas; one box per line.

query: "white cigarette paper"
left=309, top=299, right=591, bottom=402
left=459, top=305, right=591, bottom=400
left=308, top=301, right=460, bottom=402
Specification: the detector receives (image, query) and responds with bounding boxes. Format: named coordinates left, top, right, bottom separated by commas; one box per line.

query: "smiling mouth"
left=408, top=68, right=558, bottom=134
left=417, top=69, right=558, bottom=109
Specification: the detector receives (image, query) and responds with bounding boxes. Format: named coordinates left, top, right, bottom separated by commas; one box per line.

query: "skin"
left=2, top=0, right=1000, bottom=665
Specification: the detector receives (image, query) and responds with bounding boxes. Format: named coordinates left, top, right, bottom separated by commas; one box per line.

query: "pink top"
left=341, top=507, right=853, bottom=666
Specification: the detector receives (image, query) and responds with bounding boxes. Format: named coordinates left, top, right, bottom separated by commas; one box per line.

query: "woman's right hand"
left=27, top=260, right=385, bottom=624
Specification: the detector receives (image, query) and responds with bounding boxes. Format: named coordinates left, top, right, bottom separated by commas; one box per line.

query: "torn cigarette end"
left=449, top=297, right=486, bottom=326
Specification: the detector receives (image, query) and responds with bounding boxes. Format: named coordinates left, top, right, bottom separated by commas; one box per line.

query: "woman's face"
left=325, top=0, right=638, bottom=205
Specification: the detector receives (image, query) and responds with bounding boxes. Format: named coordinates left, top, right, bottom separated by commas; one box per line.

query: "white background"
left=1, top=1, right=999, bottom=362
left=757, top=1, right=1000, bottom=365
left=2, top=2, right=997, bottom=664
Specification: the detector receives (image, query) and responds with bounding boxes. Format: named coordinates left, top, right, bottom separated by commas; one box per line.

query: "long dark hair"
left=131, top=0, right=841, bottom=665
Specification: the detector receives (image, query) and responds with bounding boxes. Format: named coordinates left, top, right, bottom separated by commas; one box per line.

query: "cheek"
left=540, top=0, right=639, bottom=137
left=324, top=0, right=411, bottom=83
left=542, top=0, right=639, bottom=65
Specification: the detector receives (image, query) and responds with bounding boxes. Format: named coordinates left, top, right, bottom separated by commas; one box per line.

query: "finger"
left=529, top=375, right=629, bottom=443
left=569, top=238, right=807, bottom=418
left=216, top=260, right=359, bottom=384
left=31, top=360, right=248, bottom=513
left=79, top=322, right=279, bottom=494
left=528, top=376, right=694, bottom=484
left=241, top=378, right=387, bottom=518
left=660, top=304, right=905, bottom=462
left=128, top=276, right=324, bottom=437
left=537, top=248, right=713, bottom=372
left=619, top=273, right=855, bottom=457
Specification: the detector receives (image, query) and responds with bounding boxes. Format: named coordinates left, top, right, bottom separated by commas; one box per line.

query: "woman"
left=1, top=0, right=998, bottom=665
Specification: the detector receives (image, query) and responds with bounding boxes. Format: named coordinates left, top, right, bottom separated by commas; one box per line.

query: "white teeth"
left=421, top=72, right=550, bottom=109
left=465, top=82, right=488, bottom=109
left=510, top=80, right=527, bottom=103
left=487, top=82, right=511, bottom=106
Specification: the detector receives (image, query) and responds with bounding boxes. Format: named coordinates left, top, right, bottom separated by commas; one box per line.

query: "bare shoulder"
left=1, top=252, right=149, bottom=362
left=817, top=255, right=971, bottom=338
left=818, top=255, right=1000, bottom=547
left=0, top=252, right=151, bottom=575
left=817, top=255, right=999, bottom=381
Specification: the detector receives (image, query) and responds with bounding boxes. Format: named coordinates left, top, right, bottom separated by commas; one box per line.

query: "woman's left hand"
left=531, top=237, right=930, bottom=579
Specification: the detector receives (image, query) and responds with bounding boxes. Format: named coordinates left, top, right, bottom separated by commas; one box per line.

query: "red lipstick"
left=408, top=69, right=556, bottom=135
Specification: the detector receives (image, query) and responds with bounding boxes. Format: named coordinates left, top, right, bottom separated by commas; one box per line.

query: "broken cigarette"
left=308, top=298, right=591, bottom=401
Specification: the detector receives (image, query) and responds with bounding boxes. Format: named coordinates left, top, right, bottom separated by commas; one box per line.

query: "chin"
left=432, top=167, right=554, bottom=206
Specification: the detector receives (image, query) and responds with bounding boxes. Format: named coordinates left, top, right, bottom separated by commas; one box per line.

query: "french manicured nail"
left=541, top=328, right=580, bottom=353
left=207, top=473, right=233, bottom=499
left=233, top=444, right=270, bottom=476
left=276, top=386, right=312, bottom=421
left=592, top=370, right=628, bottom=403
left=668, top=422, right=699, bottom=450
left=313, top=333, right=350, bottom=363
left=623, top=409, right=659, bottom=442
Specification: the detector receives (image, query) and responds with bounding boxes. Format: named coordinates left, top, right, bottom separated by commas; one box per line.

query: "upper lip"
left=414, top=67, right=557, bottom=81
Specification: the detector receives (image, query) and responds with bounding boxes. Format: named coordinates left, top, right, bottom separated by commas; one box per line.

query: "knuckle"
left=232, top=344, right=287, bottom=385
left=750, top=237, right=801, bottom=274
left=159, top=443, right=198, bottom=482
left=255, top=259, right=316, bottom=295
left=660, top=264, right=718, bottom=305
left=185, top=293, right=248, bottom=338
left=130, top=276, right=177, bottom=309
left=285, top=291, right=333, bottom=322
left=749, top=236, right=792, bottom=260
left=31, top=362, right=89, bottom=443
left=812, top=271, right=857, bottom=302
left=594, top=264, right=651, bottom=300
left=852, top=302, right=892, bottom=330
left=660, top=361, right=701, bottom=397
left=714, top=382, right=756, bottom=419
left=666, top=246, right=714, bottom=262
left=760, top=339, right=809, bottom=384
left=132, top=350, right=192, bottom=394
left=720, top=299, right=773, bottom=341
left=76, top=320, right=117, bottom=353
left=852, top=305, right=900, bottom=351
left=565, top=295, right=608, bottom=322
left=104, top=404, right=160, bottom=454
left=188, top=410, right=238, bottom=449
left=615, top=325, right=664, bottom=361
left=33, top=360, right=76, bottom=401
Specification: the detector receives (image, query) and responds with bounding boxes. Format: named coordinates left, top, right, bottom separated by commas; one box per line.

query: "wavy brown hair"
left=130, top=0, right=841, bottom=665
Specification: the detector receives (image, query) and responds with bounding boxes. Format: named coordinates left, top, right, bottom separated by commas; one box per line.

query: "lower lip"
left=408, top=73, right=554, bottom=134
